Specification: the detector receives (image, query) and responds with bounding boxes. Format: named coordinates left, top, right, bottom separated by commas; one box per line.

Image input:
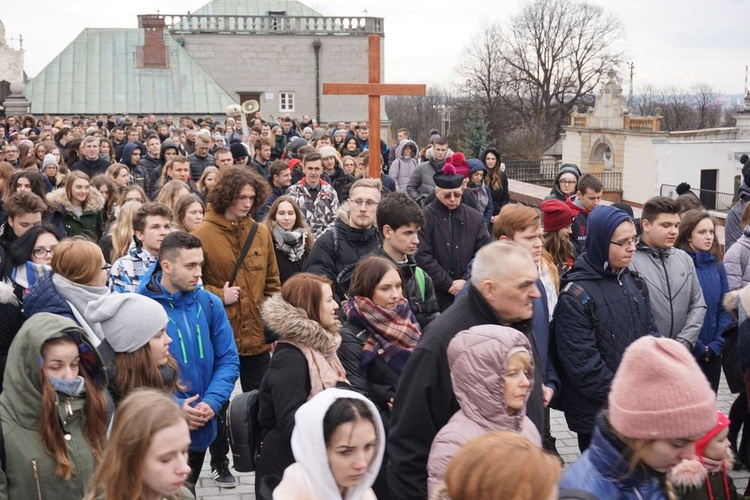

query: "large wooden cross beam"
left=323, top=35, right=426, bottom=178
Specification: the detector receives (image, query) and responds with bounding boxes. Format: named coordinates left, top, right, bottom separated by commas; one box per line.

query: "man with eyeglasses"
left=630, top=196, right=706, bottom=349
left=306, top=178, right=382, bottom=302
left=415, top=165, right=491, bottom=312
left=553, top=205, right=660, bottom=453
left=3, top=144, right=20, bottom=169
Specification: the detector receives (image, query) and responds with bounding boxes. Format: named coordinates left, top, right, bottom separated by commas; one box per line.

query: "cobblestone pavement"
left=196, top=375, right=750, bottom=499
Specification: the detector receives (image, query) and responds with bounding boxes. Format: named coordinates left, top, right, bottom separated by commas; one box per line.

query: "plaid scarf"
left=343, top=296, right=421, bottom=375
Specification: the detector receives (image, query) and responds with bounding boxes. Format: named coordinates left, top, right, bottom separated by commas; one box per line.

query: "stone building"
left=561, top=73, right=750, bottom=208
left=21, top=0, right=384, bottom=122
left=0, top=18, right=26, bottom=107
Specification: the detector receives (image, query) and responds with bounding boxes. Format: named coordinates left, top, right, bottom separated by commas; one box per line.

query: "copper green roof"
left=193, top=0, right=322, bottom=17
left=23, top=28, right=236, bottom=115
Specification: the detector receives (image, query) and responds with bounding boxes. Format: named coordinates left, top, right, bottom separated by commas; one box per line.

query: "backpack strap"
left=195, top=290, right=215, bottom=341
left=414, top=266, right=426, bottom=302
left=561, top=282, right=597, bottom=330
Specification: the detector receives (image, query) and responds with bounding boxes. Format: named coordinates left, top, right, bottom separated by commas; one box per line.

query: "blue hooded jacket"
left=688, top=251, right=732, bottom=358
left=138, top=264, right=239, bottom=452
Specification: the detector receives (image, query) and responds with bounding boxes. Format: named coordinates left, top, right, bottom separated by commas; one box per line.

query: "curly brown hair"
left=207, top=166, right=269, bottom=215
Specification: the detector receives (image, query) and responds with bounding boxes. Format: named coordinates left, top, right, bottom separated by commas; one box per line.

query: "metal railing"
left=505, top=160, right=622, bottom=191
left=660, top=184, right=735, bottom=212
left=161, top=14, right=384, bottom=35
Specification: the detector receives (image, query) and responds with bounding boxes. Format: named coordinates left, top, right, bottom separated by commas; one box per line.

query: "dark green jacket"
left=0, top=313, right=107, bottom=500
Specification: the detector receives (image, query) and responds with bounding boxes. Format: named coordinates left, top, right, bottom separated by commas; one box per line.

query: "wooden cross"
left=323, top=34, right=426, bottom=178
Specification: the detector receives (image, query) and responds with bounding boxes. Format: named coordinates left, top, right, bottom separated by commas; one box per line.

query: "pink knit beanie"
left=608, top=336, right=716, bottom=440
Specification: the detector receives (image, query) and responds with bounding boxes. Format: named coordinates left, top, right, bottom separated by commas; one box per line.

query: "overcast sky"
left=3, top=0, right=748, bottom=100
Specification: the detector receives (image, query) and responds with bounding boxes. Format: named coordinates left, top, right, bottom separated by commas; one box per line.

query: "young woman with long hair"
left=156, top=180, right=190, bottom=216
left=117, top=184, right=148, bottom=207
left=86, top=389, right=192, bottom=500
left=675, top=209, right=732, bottom=393
left=106, top=163, right=131, bottom=193
left=99, top=137, right=116, bottom=164
left=262, top=195, right=314, bottom=283
left=274, top=389, right=385, bottom=500
left=47, top=171, right=105, bottom=241
left=0, top=314, right=108, bottom=499
left=6, top=170, right=48, bottom=203
left=87, top=293, right=183, bottom=405
left=480, top=147, right=509, bottom=225
left=173, top=194, right=205, bottom=233
left=540, top=199, right=576, bottom=277
left=0, top=224, right=60, bottom=389
left=90, top=174, right=119, bottom=224
left=102, top=201, right=143, bottom=263
left=196, top=166, right=219, bottom=199
left=559, top=336, right=718, bottom=499
left=256, top=273, right=350, bottom=495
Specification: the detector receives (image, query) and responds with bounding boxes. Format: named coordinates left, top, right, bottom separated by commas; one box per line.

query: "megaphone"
left=225, top=104, right=242, bottom=118
left=242, top=100, right=260, bottom=115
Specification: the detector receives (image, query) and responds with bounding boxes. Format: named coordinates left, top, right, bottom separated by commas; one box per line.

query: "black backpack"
left=227, top=389, right=261, bottom=472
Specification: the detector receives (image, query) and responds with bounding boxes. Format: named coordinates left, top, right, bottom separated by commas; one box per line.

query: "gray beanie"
left=42, top=153, right=59, bottom=170
left=86, top=294, right=168, bottom=353
left=319, top=145, right=337, bottom=159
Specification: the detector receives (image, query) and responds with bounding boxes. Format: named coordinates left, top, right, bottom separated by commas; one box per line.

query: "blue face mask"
left=48, top=376, right=85, bottom=396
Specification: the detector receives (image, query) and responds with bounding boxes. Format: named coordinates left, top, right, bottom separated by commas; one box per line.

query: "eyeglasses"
left=349, top=199, right=378, bottom=208
left=101, top=263, right=112, bottom=274
left=442, top=192, right=463, bottom=199
left=610, top=236, right=639, bottom=248
left=559, top=180, right=576, bottom=186
left=32, top=246, right=58, bottom=259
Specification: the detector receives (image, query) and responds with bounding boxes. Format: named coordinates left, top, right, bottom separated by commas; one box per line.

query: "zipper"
left=31, top=459, right=42, bottom=500
left=660, top=254, right=674, bottom=337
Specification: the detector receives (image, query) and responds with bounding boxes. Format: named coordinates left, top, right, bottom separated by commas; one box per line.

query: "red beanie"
left=447, top=152, right=470, bottom=179
left=608, top=336, right=716, bottom=440
left=540, top=199, right=574, bottom=232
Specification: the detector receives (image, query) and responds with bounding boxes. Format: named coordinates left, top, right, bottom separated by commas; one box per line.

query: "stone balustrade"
left=624, top=115, right=662, bottom=132
left=159, top=14, right=384, bottom=35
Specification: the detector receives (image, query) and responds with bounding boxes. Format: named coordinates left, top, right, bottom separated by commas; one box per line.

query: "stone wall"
left=177, top=33, right=382, bottom=122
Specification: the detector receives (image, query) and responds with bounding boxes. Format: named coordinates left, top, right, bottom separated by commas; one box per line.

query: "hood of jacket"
left=261, top=293, right=341, bottom=352
left=121, top=141, right=143, bottom=167
left=739, top=183, right=750, bottom=202
left=159, top=139, right=179, bottom=165
left=480, top=147, right=502, bottom=165
left=467, top=158, right=487, bottom=176
left=566, top=194, right=590, bottom=216
left=201, top=204, right=252, bottom=233
left=447, top=325, right=534, bottom=431
left=425, top=146, right=453, bottom=167
left=47, top=185, right=105, bottom=214
left=286, top=388, right=385, bottom=500
left=689, top=249, right=718, bottom=269
left=140, top=265, right=200, bottom=310
left=0, top=312, right=106, bottom=429
left=395, top=139, right=418, bottom=161
left=584, top=205, right=634, bottom=269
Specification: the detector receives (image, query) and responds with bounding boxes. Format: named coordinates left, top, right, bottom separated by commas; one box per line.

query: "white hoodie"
left=273, top=388, right=385, bottom=500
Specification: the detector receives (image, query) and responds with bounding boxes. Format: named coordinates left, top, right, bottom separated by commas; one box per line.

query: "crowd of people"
left=0, top=110, right=749, bottom=500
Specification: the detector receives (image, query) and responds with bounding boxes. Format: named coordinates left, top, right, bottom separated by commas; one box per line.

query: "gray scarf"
left=273, top=225, right=307, bottom=262
left=52, top=274, right=109, bottom=342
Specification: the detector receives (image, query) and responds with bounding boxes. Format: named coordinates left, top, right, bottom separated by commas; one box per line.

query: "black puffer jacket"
left=372, top=246, right=439, bottom=328
left=553, top=254, right=660, bottom=434
left=305, top=217, right=381, bottom=301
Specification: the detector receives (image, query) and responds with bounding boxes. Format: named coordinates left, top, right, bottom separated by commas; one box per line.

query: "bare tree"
left=457, top=22, right=506, bottom=138
left=691, top=83, right=722, bottom=129
left=498, top=0, right=624, bottom=136
left=657, top=86, right=695, bottom=131
left=633, top=84, right=660, bottom=117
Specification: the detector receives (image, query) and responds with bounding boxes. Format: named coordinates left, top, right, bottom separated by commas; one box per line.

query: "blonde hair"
left=156, top=180, right=190, bottom=214
left=109, top=202, right=143, bottom=262
left=440, top=431, right=560, bottom=500
left=196, top=166, right=220, bottom=194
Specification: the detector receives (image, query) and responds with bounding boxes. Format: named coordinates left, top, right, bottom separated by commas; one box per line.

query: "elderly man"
left=387, top=241, right=542, bottom=500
